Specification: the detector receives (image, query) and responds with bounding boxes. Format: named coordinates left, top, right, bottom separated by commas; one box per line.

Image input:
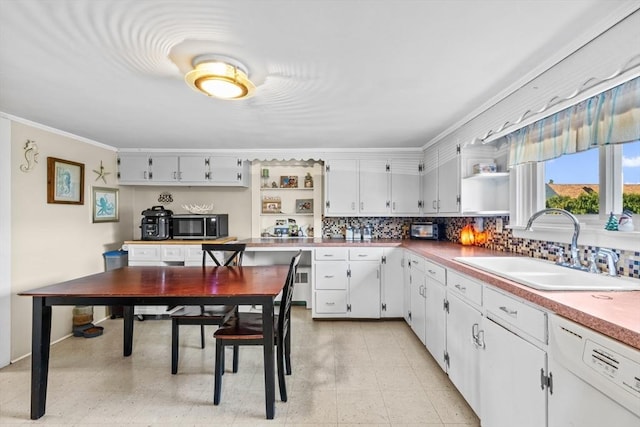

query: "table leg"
left=123, top=305, right=134, bottom=357
left=262, top=299, right=275, bottom=419
left=30, top=297, right=52, bottom=420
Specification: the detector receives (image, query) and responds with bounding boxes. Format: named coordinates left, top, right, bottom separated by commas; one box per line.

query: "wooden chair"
left=169, top=243, right=246, bottom=374
left=213, top=250, right=302, bottom=405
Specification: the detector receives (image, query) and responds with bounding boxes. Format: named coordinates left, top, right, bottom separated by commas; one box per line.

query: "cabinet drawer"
left=484, top=287, right=547, bottom=343
left=128, top=245, right=161, bottom=261
left=315, top=262, right=347, bottom=289
left=185, top=246, right=204, bottom=262
left=349, top=247, right=383, bottom=261
left=407, top=254, right=425, bottom=272
left=315, top=290, right=348, bottom=314
left=424, top=259, right=446, bottom=284
left=315, top=247, right=348, bottom=261
left=447, top=270, right=482, bottom=306
left=161, top=245, right=185, bottom=261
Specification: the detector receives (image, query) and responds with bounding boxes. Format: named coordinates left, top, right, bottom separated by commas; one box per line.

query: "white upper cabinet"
left=423, top=143, right=460, bottom=214
left=390, top=158, right=422, bottom=215
left=325, top=157, right=422, bottom=217
left=209, top=156, right=249, bottom=185
left=459, top=143, right=510, bottom=215
left=359, top=159, right=389, bottom=215
left=150, top=155, right=180, bottom=182
left=118, top=152, right=249, bottom=186
left=324, top=159, right=359, bottom=216
left=117, top=153, right=151, bottom=182
left=179, top=155, right=211, bottom=182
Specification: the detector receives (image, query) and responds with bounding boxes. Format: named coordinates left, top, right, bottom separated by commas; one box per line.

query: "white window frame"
left=510, top=144, right=639, bottom=252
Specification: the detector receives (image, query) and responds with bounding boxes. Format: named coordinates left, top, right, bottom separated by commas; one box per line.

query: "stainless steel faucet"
left=525, top=208, right=584, bottom=270
left=597, top=248, right=619, bottom=276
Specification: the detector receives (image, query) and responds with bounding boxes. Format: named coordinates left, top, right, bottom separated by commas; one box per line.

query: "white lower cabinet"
left=312, top=247, right=382, bottom=318
left=445, top=292, right=482, bottom=415
left=423, top=260, right=447, bottom=370
left=407, top=253, right=427, bottom=343
left=381, top=247, right=404, bottom=318
left=481, top=317, right=547, bottom=427
left=480, top=287, right=548, bottom=427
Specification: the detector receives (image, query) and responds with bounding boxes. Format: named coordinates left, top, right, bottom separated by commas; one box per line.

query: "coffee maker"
left=140, top=206, right=173, bottom=240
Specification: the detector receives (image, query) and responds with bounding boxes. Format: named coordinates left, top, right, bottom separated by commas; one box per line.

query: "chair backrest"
left=278, top=250, right=302, bottom=339
left=202, top=243, right=247, bottom=267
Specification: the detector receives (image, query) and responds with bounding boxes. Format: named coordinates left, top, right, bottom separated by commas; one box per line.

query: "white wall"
left=127, top=186, right=252, bottom=240
left=0, top=117, right=11, bottom=367
left=9, top=120, right=133, bottom=361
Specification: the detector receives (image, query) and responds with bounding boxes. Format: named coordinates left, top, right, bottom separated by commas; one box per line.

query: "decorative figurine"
left=604, top=212, right=618, bottom=231
left=618, top=210, right=634, bottom=232
left=304, top=172, right=313, bottom=188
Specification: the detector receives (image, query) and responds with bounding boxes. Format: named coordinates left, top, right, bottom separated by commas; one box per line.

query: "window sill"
left=511, top=225, right=640, bottom=252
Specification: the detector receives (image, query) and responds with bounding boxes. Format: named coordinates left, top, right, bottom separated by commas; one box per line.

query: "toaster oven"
left=410, top=222, right=443, bottom=240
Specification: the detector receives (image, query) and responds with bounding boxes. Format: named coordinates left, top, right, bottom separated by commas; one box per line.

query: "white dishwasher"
left=548, top=313, right=640, bottom=427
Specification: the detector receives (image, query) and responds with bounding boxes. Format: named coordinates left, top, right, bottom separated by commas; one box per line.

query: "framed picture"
left=295, top=198, right=313, bottom=213
left=47, top=157, right=84, bottom=204
left=92, top=187, right=119, bottom=222
left=262, top=196, right=282, bottom=213
left=280, top=175, right=298, bottom=188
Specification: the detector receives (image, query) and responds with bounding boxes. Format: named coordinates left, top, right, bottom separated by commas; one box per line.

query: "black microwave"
left=171, top=214, right=229, bottom=240
left=410, top=222, right=443, bottom=240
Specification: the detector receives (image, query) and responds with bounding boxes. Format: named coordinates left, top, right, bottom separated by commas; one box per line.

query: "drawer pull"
left=323, top=254, right=334, bottom=257
left=325, top=302, right=335, bottom=306
left=323, top=275, right=334, bottom=279
left=357, top=254, right=368, bottom=257
left=454, top=284, right=466, bottom=292
left=427, top=269, right=437, bottom=275
left=499, top=306, right=518, bottom=317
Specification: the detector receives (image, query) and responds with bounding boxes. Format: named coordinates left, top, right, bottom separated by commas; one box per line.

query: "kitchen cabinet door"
left=381, top=247, right=404, bottom=318
left=403, top=251, right=412, bottom=323
left=409, top=266, right=427, bottom=345
left=324, top=159, right=358, bottom=215
left=358, top=159, right=389, bottom=215
left=422, top=144, right=460, bottom=214
left=348, top=260, right=381, bottom=318
left=422, top=148, right=439, bottom=214
left=150, top=155, right=180, bottom=182
left=179, top=155, right=210, bottom=182
left=117, top=154, right=150, bottom=183
left=390, top=158, right=422, bottom=215
left=437, top=144, right=460, bottom=213
left=424, top=269, right=446, bottom=370
left=446, top=292, right=482, bottom=416
left=481, top=317, right=547, bottom=427
left=209, top=156, right=249, bottom=186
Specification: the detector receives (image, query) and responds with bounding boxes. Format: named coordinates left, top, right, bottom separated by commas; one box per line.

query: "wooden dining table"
left=19, top=264, right=291, bottom=421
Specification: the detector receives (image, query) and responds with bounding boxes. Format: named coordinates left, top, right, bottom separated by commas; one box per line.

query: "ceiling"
left=0, top=0, right=635, bottom=151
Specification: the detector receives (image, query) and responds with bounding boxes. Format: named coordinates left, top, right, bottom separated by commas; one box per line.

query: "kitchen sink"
left=453, top=256, right=640, bottom=291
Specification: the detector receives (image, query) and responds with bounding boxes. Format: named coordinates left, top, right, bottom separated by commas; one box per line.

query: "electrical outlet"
left=496, top=218, right=503, bottom=233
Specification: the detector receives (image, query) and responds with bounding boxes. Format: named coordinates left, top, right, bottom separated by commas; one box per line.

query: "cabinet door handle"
left=143, top=171, right=148, bottom=180
left=455, top=284, right=466, bottom=292
left=499, top=306, right=518, bottom=317
left=360, top=202, right=364, bottom=211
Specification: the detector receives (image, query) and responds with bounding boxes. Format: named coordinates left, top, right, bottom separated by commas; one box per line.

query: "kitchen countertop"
left=123, top=237, right=640, bottom=350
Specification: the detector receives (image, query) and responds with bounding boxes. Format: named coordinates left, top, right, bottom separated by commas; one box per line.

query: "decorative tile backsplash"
left=321, top=216, right=639, bottom=279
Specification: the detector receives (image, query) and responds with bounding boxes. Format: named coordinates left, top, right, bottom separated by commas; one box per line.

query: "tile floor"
left=0, top=307, right=480, bottom=426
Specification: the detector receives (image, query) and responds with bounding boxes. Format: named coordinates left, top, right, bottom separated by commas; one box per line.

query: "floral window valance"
left=507, top=76, right=640, bottom=167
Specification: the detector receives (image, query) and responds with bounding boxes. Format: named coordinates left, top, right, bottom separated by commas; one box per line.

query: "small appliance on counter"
left=171, top=214, right=229, bottom=239
left=410, top=222, right=443, bottom=240
left=140, top=206, right=173, bottom=240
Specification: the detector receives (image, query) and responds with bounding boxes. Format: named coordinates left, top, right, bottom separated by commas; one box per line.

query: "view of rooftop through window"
left=545, top=140, right=640, bottom=215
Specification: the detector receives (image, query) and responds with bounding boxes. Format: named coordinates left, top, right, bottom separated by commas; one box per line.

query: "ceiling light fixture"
left=185, top=55, right=255, bottom=100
